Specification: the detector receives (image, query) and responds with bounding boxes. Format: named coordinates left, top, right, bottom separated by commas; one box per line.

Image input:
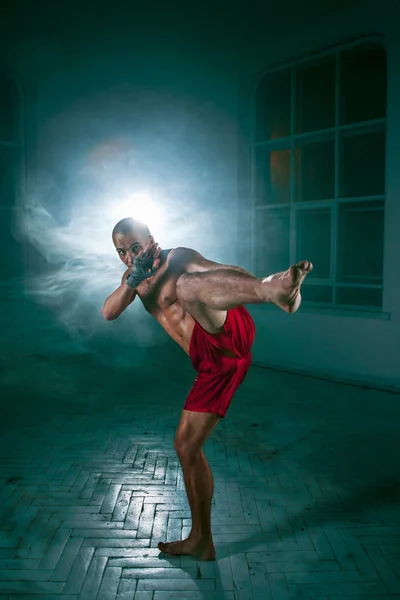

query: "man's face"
left=113, top=230, right=153, bottom=269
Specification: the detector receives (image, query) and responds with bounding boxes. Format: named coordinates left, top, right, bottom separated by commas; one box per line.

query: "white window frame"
left=251, top=35, right=387, bottom=313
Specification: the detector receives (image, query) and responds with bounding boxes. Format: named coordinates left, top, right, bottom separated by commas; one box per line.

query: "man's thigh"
left=177, top=274, right=227, bottom=333
left=182, top=299, right=227, bottom=334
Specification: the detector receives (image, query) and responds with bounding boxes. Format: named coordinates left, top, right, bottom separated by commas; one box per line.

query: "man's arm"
left=101, top=270, right=137, bottom=321
left=175, top=247, right=256, bottom=278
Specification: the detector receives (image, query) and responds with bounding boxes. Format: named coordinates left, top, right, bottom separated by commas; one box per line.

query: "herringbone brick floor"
left=1, top=308, right=400, bottom=599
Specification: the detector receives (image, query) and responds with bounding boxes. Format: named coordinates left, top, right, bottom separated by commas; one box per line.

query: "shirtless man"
left=102, top=217, right=313, bottom=561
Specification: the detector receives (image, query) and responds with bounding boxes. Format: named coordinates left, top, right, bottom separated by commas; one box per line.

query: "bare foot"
left=263, top=260, right=313, bottom=313
left=158, top=537, right=216, bottom=561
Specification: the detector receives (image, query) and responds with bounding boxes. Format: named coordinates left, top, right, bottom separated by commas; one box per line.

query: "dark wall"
left=0, top=0, right=244, bottom=372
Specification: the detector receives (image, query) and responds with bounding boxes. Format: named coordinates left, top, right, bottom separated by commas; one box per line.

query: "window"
left=253, top=39, right=387, bottom=311
left=0, top=73, right=21, bottom=279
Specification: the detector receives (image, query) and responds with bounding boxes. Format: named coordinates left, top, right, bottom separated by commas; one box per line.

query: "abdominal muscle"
left=154, top=300, right=237, bottom=359
left=154, top=300, right=196, bottom=355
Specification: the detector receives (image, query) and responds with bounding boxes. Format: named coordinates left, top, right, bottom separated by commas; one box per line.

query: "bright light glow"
left=105, top=191, right=165, bottom=233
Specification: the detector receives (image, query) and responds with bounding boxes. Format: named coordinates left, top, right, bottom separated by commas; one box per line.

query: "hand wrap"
left=126, top=257, right=158, bottom=288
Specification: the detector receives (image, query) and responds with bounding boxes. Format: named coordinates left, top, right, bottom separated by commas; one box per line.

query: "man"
left=102, top=217, right=313, bottom=561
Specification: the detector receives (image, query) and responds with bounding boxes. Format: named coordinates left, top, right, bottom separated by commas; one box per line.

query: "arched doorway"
left=0, top=72, right=21, bottom=280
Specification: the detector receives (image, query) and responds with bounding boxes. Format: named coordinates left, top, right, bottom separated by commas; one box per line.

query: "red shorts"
left=184, top=305, right=255, bottom=418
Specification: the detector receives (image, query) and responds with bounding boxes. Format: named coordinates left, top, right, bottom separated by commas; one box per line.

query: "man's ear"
left=149, top=235, right=154, bottom=243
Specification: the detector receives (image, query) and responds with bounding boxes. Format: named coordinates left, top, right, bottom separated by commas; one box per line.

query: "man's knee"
left=173, top=432, right=192, bottom=454
left=174, top=433, right=201, bottom=461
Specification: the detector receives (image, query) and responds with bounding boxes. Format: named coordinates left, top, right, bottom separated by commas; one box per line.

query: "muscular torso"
left=135, top=248, right=195, bottom=354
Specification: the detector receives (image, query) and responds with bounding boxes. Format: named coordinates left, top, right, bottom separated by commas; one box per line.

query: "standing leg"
left=158, top=409, right=221, bottom=560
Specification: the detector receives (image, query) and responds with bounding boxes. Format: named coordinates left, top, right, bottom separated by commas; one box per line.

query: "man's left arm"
left=175, top=247, right=256, bottom=277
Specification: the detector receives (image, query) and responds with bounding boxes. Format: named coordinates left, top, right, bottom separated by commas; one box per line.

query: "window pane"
left=336, top=286, right=382, bottom=308
left=0, top=73, right=18, bottom=142
left=339, top=129, right=386, bottom=197
left=302, top=284, right=333, bottom=304
left=340, top=44, right=386, bottom=125
left=295, top=57, right=335, bottom=134
left=296, top=209, right=331, bottom=279
left=256, top=70, right=291, bottom=141
left=295, top=138, right=335, bottom=202
left=256, top=147, right=290, bottom=205
left=337, top=200, right=384, bottom=284
left=254, top=207, right=290, bottom=275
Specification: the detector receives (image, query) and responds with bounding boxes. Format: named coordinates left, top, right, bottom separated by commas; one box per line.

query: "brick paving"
left=1, top=307, right=400, bottom=599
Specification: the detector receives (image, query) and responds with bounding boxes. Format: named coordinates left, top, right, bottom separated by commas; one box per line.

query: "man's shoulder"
left=170, top=247, right=199, bottom=260
left=169, top=247, right=200, bottom=265
left=168, top=247, right=216, bottom=275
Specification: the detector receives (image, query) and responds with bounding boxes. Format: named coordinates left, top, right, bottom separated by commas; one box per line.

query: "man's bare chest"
left=139, top=278, right=177, bottom=313
left=137, top=257, right=184, bottom=315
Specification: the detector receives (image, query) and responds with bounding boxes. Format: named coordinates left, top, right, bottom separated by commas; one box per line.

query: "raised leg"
left=157, top=409, right=221, bottom=561
left=176, top=260, right=313, bottom=333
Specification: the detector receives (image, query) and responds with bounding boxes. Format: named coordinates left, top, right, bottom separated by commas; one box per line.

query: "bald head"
left=112, top=217, right=150, bottom=239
